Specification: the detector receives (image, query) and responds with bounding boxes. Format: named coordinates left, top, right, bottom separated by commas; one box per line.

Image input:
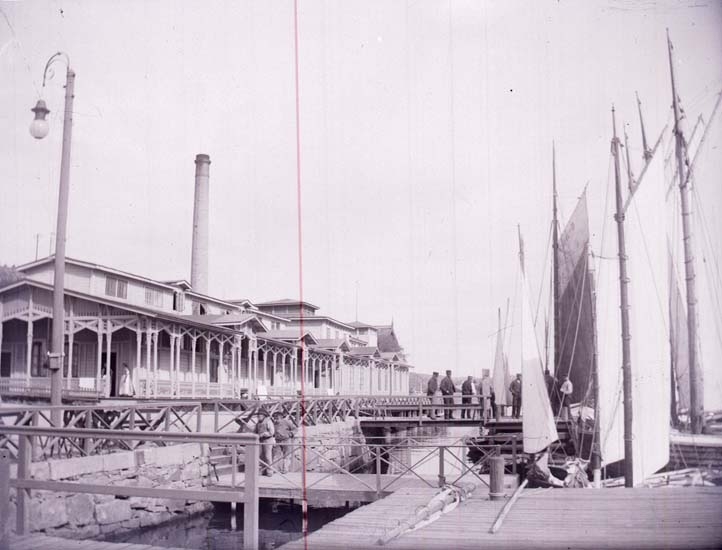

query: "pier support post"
left=244, top=437, right=260, bottom=550
left=0, top=449, right=10, bottom=547
left=438, top=446, right=446, bottom=487
left=489, top=455, right=505, bottom=501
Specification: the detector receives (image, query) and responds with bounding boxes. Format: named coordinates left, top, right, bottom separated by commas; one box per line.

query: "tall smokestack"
left=191, top=153, right=210, bottom=308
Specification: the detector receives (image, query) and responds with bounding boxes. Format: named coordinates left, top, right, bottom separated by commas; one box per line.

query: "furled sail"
left=668, top=249, right=690, bottom=413
left=556, top=190, right=595, bottom=405
left=492, top=321, right=507, bottom=406
left=520, top=264, right=559, bottom=454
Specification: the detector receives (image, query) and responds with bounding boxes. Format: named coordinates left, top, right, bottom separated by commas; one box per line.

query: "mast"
left=636, top=91, right=652, bottom=162
left=667, top=30, right=704, bottom=434
left=552, top=143, right=561, bottom=378
left=611, top=106, right=635, bottom=488
left=588, top=245, right=602, bottom=486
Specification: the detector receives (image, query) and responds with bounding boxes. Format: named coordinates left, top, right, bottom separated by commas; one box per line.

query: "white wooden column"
left=134, top=324, right=142, bottom=393
left=231, top=340, right=237, bottom=397
left=153, top=331, right=159, bottom=398
left=105, top=323, right=113, bottom=398
left=191, top=335, right=197, bottom=397
left=176, top=333, right=182, bottom=396
left=145, top=326, right=152, bottom=398
left=336, top=353, right=343, bottom=394
left=67, top=321, right=74, bottom=384
left=205, top=337, right=211, bottom=399
left=168, top=334, right=174, bottom=396
left=96, top=322, right=103, bottom=393
left=218, top=340, right=225, bottom=397
left=292, top=354, right=297, bottom=392
left=272, top=352, right=278, bottom=390
left=25, top=317, right=33, bottom=379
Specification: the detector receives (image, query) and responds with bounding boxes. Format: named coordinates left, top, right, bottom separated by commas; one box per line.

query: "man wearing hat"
left=426, top=372, right=440, bottom=418
left=273, top=411, right=297, bottom=474
left=439, top=370, right=456, bottom=419
left=255, top=408, right=276, bottom=476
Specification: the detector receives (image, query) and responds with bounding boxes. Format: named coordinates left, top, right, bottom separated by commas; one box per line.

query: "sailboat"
left=664, top=31, right=722, bottom=470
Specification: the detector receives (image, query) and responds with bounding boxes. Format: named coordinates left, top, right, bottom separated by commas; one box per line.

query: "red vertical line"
left=292, top=0, right=310, bottom=545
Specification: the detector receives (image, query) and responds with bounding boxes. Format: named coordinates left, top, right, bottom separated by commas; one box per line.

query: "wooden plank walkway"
left=214, top=471, right=518, bottom=503
left=6, top=533, right=188, bottom=550
left=279, top=486, right=722, bottom=549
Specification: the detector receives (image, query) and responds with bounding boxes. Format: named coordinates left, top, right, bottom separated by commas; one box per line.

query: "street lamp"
left=30, top=52, right=75, bottom=422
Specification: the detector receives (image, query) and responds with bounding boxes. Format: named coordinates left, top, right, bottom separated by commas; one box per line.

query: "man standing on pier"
left=440, top=370, right=456, bottom=419
left=479, top=370, right=493, bottom=422
left=426, top=372, right=439, bottom=418
left=461, top=376, right=475, bottom=419
left=559, top=376, right=573, bottom=421
left=255, top=409, right=276, bottom=476
left=273, top=412, right=297, bottom=474
left=510, top=374, right=522, bottom=419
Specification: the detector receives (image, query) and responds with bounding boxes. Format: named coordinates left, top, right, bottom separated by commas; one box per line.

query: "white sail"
left=595, top=145, right=670, bottom=485
left=492, top=324, right=507, bottom=406
left=520, top=269, right=559, bottom=454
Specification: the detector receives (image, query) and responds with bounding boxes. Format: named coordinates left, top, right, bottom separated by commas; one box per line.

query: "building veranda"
left=0, top=257, right=412, bottom=401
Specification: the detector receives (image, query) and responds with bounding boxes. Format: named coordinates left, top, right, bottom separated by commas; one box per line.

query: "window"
left=173, top=291, right=185, bottom=312
left=105, top=276, right=128, bottom=299
left=30, top=341, right=47, bottom=377
left=145, top=286, right=163, bottom=308
left=210, top=358, right=219, bottom=383
left=1, top=351, right=11, bottom=377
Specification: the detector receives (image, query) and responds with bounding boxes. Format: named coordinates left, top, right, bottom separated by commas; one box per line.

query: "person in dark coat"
left=461, top=376, right=475, bottom=419
left=509, top=373, right=522, bottom=419
left=439, top=370, right=456, bottom=419
left=426, top=372, right=440, bottom=418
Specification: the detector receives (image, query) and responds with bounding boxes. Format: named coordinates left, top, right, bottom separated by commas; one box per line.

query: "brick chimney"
left=190, top=153, right=210, bottom=308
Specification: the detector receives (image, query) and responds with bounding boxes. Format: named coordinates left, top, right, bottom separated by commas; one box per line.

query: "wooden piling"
left=489, top=456, right=505, bottom=501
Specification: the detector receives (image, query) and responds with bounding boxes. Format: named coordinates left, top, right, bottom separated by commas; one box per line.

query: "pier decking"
left=6, top=533, right=187, bottom=550
left=279, top=486, right=722, bottom=549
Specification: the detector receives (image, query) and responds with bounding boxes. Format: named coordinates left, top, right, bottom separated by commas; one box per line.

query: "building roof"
left=312, top=339, right=352, bottom=352
left=182, top=312, right=267, bottom=332
left=0, top=265, right=24, bottom=290
left=348, top=346, right=381, bottom=357
left=261, top=330, right=319, bottom=345
left=255, top=298, right=320, bottom=311
left=347, top=321, right=376, bottom=329
left=376, top=325, right=403, bottom=353
left=284, top=316, right=356, bottom=331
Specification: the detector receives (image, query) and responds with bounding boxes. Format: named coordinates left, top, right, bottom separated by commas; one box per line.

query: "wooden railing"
left=0, top=426, right=260, bottom=550
left=0, top=395, right=492, bottom=459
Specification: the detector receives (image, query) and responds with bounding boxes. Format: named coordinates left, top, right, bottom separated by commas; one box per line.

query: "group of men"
left=425, top=368, right=574, bottom=421
left=254, top=409, right=298, bottom=477
left=426, top=370, right=495, bottom=420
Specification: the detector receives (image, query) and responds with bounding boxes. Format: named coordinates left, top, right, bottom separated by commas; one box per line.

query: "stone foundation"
left=9, top=443, right=213, bottom=540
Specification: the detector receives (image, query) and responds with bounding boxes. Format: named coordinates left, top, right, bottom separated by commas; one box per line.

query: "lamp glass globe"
left=29, top=118, right=49, bottom=139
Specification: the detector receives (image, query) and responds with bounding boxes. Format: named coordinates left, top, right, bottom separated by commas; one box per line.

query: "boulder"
left=96, top=499, right=132, bottom=525
left=66, top=494, right=95, bottom=526
left=29, top=497, right=68, bottom=530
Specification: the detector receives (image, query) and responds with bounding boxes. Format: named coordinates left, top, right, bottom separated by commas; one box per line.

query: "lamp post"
left=29, top=52, right=75, bottom=423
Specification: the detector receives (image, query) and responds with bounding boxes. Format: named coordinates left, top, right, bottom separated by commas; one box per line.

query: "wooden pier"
left=6, top=533, right=187, bottom=550
left=214, top=471, right=518, bottom=503
left=279, top=486, right=722, bottom=549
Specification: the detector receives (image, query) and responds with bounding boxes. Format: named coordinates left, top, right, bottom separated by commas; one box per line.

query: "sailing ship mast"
left=667, top=30, right=704, bottom=434
left=551, top=143, right=561, bottom=379
left=610, top=106, right=635, bottom=488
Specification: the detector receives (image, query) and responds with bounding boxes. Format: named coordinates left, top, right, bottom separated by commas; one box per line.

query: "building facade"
left=0, top=257, right=412, bottom=400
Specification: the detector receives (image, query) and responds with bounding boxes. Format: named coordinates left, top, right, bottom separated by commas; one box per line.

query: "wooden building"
left=0, top=256, right=412, bottom=401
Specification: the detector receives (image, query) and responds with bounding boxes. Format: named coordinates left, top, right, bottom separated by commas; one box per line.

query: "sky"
left=1, top=0, right=721, bottom=380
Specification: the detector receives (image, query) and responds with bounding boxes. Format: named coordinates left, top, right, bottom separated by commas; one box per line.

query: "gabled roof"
left=255, top=298, right=320, bottom=311
left=376, top=325, right=403, bottom=353
left=312, top=339, right=352, bottom=352
left=285, top=316, right=356, bottom=331
left=182, top=312, right=268, bottom=333
left=261, top=329, right=319, bottom=345
left=348, top=346, right=381, bottom=358
left=162, top=279, right=192, bottom=290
